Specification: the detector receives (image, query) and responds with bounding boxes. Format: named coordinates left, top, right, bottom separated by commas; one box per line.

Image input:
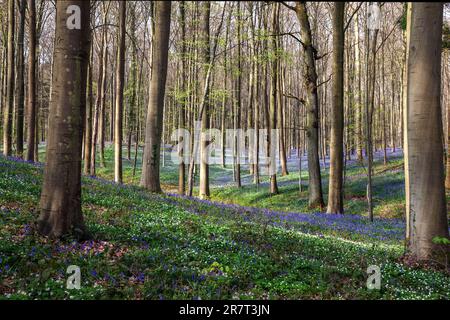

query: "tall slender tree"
left=84, top=50, right=93, bottom=175
left=199, top=1, right=211, bottom=199
left=178, top=1, right=187, bottom=195
left=15, top=0, right=26, bottom=158
left=294, top=2, right=324, bottom=208
left=37, top=0, right=91, bottom=238
left=140, top=1, right=172, bottom=192
left=3, top=0, right=15, bottom=156
left=327, top=2, right=345, bottom=214
left=406, top=2, right=449, bottom=261
left=269, top=2, right=279, bottom=195
left=26, top=0, right=37, bottom=162
left=365, top=2, right=380, bottom=222
left=353, top=10, right=363, bottom=162
left=114, top=1, right=126, bottom=184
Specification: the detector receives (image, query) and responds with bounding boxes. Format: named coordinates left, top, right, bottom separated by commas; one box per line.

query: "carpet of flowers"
left=0, top=155, right=449, bottom=300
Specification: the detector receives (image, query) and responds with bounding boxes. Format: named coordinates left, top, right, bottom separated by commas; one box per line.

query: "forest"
left=0, top=1, right=449, bottom=301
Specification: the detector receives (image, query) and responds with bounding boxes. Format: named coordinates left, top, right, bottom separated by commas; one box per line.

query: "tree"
left=114, top=1, right=126, bottom=184
left=37, top=0, right=91, bottom=238
left=2, top=0, right=14, bottom=156
left=26, top=0, right=37, bottom=162
left=90, top=2, right=110, bottom=175
left=84, top=50, right=93, bottom=175
left=294, top=2, right=324, bottom=208
left=327, top=2, right=344, bottom=214
left=353, top=10, right=363, bottom=162
left=365, top=2, right=380, bottom=222
left=406, top=2, right=449, bottom=261
left=268, top=2, right=279, bottom=195
left=126, top=2, right=137, bottom=161
left=16, top=0, right=26, bottom=158
left=199, top=1, right=211, bottom=199
left=178, top=1, right=187, bottom=195
left=234, top=2, right=242, bottom=188
left=140, top=1, right=172, bottom=192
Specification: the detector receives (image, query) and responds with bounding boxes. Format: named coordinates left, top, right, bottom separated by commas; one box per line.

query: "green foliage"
left=0, top=153, right=449, bottom=300
left=433, top=236, right=450, bottom=246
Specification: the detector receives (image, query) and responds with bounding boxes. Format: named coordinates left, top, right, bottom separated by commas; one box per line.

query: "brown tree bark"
left=126, top=3, right=137, bottom=162
left=178, top=1, right=187, bottom=195
left=295, top=2, right=324, bottom=208
left=199, top=1, right=211, bottom=199
left=140, top=1, right=172, bottom=192
left=327, top=2, right=345, bottom=214
left=90, top=2, right=110, bottom=175
left=15, top=0, right=26, bottom=158
left=37, top=0, right=91, bottom=239
left=84, top=51, right=93, bottom=175
left=268, top=3, right=280, bottom=195
left=114, top=1, right=126, bottom=184
left=365, top=3, right=379, bottom=222
left=406, top=2, right=449, bottom=261
left=3, top=0, right=15, bottom=156
left=26, top=0, right=37, bottom=162
left=354, top=11, right=363, bottom=162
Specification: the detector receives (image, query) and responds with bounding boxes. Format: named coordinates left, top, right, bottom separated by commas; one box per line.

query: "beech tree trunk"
left=295, top=2, right=324, bottom=208
left=140, top=1, right=171, bottom=192
left=178, top=1, right=187, bottom=195
left=269, top=3, right=279, bottom=195
left=327, top=2, right=344, bottom=214
left=354, top=11, right=363, bottom=161
left=84, top=51, right=93, bottom=175
left=3, top=0, right=15, bottom=156
left=15, top=0, right=26, bottom=158
left=26, top=0, right=37, bottom=162
left=199, top=1, right=211, bottom=199
left=406, top=2, right=449, bottom=261
left=114, top=1, right=126, bottom=184
left=37, top=0, right=91, bottom=238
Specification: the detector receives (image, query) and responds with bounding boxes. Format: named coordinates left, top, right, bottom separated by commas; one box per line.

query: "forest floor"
left=0, top=147, right=449, bottom=299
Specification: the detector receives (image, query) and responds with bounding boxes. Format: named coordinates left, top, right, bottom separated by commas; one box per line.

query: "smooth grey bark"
left=37, top=0, right=91, bottom=238
left=16, top=0, right=26, bottom=158
left=26, top=0, right=37, bottom=162
left=178, top=1, right=187, bottom=195
left=114, top=0, right=126, bottom=184
left=406, top=2, right=449, bottom=261
left=199, top=1, right=211, bottom=199
left=140, top=1, right=172, bottom=192
left=327, top=2, right=345, bottom=214
left=294, top=2, right=324, bottom=208
left=3, top=0, right=15, bottom=156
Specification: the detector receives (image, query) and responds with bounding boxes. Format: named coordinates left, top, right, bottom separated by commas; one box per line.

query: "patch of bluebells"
left=166, top=193, right=409, bottom=242
left=53, top=240, right=114, bottom=258
left=0, top=155, right=44, bottom=168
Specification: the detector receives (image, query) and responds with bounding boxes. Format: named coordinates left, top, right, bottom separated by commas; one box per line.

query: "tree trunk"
left=3, top=0, right=15, bottom=156
left=37, top=0, right=91, bottom=239
left=234, top=2, right=241, bottom=189
left=26, top=0, right=37, bottom=162
left=295, top=2, right=324, bottom=208
left=365, top=3, right=379, bottom=222
left=354, top=11, right=363, bottom=161
left=114, top=1, right=126, bottom=184
left=178, top=1, right=187, bottom=195
left=140, top=1, right=171, bottom=192
left=327, top=2, right=345, bottom=214
left=406, top=2, right=449, bottom=261
left=199, top=1, right=211, bottom=199
left=127, top=4, right=137, bottom=162
left=269, top=3, right=279, bottom=195
left=15, top=0, right=26, bottom=158
left=84, top=50, right=93, bottom=175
